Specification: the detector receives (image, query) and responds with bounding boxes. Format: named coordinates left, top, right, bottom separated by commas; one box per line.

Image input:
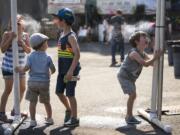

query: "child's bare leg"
left=0, top=79, right=13, bottom=113
left=58, top=94, right=71, bottom=111
left=126, top=91, right=136, bottom=118
left=29, top=102, right=37, bottom=120
left=11, top=77, right=26, bottom=115
left=44, top=102, right=52, bottom=118
left=19, top=77, right=26, bottom=102
left=68, top=96, right=77, bottom=118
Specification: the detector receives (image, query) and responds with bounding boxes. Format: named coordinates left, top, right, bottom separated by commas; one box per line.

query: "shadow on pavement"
left=16, top=118, right=76, bottom=135
left=116, top=124, right=171, bottom=135
left=17, top=124, right=50, bottom=135
left=49, top=126, right=76, bottom=135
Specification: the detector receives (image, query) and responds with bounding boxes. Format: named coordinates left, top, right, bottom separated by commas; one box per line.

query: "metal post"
left=4, top=1, right=23, bottom=134
left=11, top=0, right=20, bottom=117
left=151, top=0, right=161, bottom=114
left=138, top=0, right=172, bottom=133
left=157, top=0, right=165, bottom=120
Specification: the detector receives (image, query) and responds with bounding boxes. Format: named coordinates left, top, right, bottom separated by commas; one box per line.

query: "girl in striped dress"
left=0, top=15, right=31, bottom=122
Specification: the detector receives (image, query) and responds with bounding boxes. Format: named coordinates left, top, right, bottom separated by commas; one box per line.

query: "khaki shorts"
left=26, top=81, right=50, bottom=103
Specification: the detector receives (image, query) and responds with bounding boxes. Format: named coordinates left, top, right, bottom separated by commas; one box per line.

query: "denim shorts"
left=56, top=68, right=80, bottom=97
left=2, top=70, right=25, bottom=79
left=117, top=70, right=136, bottom=95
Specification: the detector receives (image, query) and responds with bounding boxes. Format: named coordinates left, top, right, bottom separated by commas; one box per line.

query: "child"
left=0, top=15, right=31, bottom=122
left=16, top=33, right=56, bottom=127
left=52, top=8, right=81, bottom=127
left=117, top=31, right=162, bottom=124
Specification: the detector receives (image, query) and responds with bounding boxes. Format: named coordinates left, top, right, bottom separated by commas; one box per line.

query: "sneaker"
left=64, top=117, right=79, bottom=127
left=109, top=61, right=118, bottom=67
left=64, top=110, right=71, bottom=123
left=11, top=109, right=28, bottom=117
left=125, top=116, right=141, bottom=125
left=0, top=114, right=8, bottom=122
left=30, top=120, right=37, bottom=127
left=45, top=117, right=54, bottom=125
left=0, top=113, right=13, bottom=123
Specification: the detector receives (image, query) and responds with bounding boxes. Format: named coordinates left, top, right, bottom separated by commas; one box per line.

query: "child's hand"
left=15, top=67, right=21, bottom=73
left=18, top=40, right=25, bottom=47
left=65, top=70, right=73, bottom=81
left=8, top=32, right=17, bottom=40
left=153, top=49, right=164, bottom=60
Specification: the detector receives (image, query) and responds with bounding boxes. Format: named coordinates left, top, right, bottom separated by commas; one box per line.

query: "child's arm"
left=0, top=31, right=16, bottom=53
left=144, top=53, right=150, bottom=60
left=15, top=55, right=31, bottom=73
left=129, top=50, right=163, bottom=67
left=15, top=66, right=30, bottom=73
left=144, top=53, right=155, bottom=66
left=50, top=65, right=56, bottom=75
left=66, top=35, right=80, bottom=80
left=49, top=57, right=56, bottom=74
left=18, top=34, right=31, bottom=54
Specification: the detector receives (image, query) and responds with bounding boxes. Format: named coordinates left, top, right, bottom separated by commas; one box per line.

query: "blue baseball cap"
left=52, top=8, right=75, bottom=25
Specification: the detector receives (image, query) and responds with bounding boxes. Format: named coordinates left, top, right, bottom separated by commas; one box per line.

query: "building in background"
left=48, top=0, right=85, bottom=14
left=0, top=0, right=48, bottom=40
left=0, top=0, right=180, bottom=40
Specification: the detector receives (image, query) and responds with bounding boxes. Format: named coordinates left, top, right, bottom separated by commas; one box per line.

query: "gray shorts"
left=26, top=81, right=50, bottom=103
left=117, top=71, right=136, bottom=95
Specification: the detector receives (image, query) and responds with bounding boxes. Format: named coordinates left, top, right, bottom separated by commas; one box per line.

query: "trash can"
left=173, top=44, right=180, bottom=78
left=167, top=41, right=174, bottom=66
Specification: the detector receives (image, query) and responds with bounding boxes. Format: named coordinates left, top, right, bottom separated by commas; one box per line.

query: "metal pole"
left=157, top=0, right=165, bottom=120
left=138, top=1, right=172, bottom=133
left=11, top=0, right=20, bottom=117
left=4, top=0, right=22, bottom=134
left=138, top=109, right=172, bottom=133
left=151, top=0, right=161, bottom=114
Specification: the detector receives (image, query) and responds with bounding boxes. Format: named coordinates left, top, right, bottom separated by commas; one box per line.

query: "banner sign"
left=48, top=0, right=85, bottom=14
left=97, top=0, right=156, bottom=15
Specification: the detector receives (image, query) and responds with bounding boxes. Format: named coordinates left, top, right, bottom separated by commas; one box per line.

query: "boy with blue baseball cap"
left=52, top=8, right=81, bottom=127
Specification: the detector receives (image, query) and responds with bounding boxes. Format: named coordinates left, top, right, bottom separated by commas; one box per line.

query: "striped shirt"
left=57, top=31, right=81, bottom=74
left=1, top=32, right=29, bottom=73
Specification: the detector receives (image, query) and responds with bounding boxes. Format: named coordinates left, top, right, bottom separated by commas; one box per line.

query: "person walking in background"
left=110, top=10, right=125, bottom=67
left=0, top=15, right=31, bottom=122
left=52, top=8, right=81, bottom=127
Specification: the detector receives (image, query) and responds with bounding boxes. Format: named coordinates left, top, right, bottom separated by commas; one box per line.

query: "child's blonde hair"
left=129, top=31, right=148, bottom=47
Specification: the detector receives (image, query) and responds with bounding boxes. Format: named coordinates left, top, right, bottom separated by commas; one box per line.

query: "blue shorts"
left=56, top=68, right=80, bottom=97
left=2, top=70, right=25, bottom=79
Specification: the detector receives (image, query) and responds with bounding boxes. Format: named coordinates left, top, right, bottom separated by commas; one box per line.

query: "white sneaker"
left=45, top=117, right=54, bottom=125
left=30, top=120, right=37, bottom=127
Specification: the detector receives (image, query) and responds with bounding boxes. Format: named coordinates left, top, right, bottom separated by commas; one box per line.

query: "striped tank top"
left=1, top=32, right=29, bottom=73
left=57, top=31, right=81, bottom=74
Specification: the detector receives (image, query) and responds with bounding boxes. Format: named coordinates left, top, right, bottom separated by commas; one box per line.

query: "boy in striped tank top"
left=52, top=8, right=81, bottom=127
left=0, top=15, right=31, bottom=122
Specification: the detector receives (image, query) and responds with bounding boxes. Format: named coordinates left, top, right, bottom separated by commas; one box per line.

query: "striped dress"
left=1, top=32, right=29, bottom=73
